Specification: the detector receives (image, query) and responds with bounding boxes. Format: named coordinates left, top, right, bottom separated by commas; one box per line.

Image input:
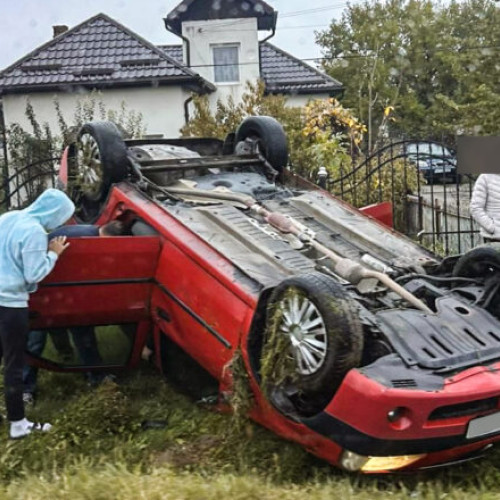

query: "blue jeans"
left=24, top=327, right=104, bottom=393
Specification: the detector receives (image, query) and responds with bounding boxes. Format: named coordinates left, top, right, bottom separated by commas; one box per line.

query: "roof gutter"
left=258, top=11, right=277, bottom=78
left=0, top=75, right=216, bottom=94
left=260, top=11, right=277, bottom=45
left=164, top=18, right=190, bottom=68
left=184, top=95, right=193, bottom=124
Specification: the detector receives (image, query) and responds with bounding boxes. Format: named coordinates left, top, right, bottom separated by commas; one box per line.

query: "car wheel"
left=235, top=116, right=288, bottom=173
left=68, top=121, right=129, bottom=222
left=261, top=272, right=363, bottom=410
left=453, top=243, right=500, bottom=278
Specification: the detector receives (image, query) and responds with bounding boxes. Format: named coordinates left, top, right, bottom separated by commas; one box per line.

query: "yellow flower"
left=384, top=105, right=394, bottom=117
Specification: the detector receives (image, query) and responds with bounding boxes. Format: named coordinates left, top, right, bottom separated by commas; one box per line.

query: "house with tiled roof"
left=0, top=0, right=342, bottom=138
left=0, top=13, right=214, bottom=138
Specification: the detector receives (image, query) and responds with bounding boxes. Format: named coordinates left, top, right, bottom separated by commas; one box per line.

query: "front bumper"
left=302, top=364, right=500, bottom=457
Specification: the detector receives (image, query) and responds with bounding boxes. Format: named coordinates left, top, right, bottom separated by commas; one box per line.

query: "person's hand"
left=48, top=236, right=70, bottom=256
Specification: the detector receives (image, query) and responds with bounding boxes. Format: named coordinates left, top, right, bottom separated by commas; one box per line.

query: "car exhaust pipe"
left=161, top=186, right=433, bottom=314
left=251, top=205, right=434, bottom=315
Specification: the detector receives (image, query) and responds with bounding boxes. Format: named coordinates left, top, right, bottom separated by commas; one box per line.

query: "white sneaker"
left=10, top=418, right=52, bottom=439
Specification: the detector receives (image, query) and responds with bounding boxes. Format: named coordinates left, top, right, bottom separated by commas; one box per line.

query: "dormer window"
left=212, top=44, right=240, bottom=83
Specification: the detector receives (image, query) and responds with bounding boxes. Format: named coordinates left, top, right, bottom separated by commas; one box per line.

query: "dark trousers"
left=0, top=306, right=28, bottom=421
left=24, top=326, right=104, bottom=393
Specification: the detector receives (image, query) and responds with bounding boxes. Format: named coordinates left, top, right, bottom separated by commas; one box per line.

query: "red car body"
left=26, top=120, right=500, bottom=473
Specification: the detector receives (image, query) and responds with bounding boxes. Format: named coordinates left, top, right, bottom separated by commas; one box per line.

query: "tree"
left=302, top=97, right=366, bottom=180
left=316, top=0, right=500, bottom=145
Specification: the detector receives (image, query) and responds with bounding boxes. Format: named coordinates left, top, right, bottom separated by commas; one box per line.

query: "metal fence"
left=0, top=157, right=60, bottom=212
left=327, top=139, right=480, bottom=256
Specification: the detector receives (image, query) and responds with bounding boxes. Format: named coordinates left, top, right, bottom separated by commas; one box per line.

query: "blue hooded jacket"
left=0, top=189, right=75, bottom=307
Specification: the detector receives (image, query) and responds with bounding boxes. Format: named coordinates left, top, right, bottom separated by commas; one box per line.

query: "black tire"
left=453, top=243, right=500, bottom=278
left=68, top=121, right=129, bottom=221
left=235, top=116, right=288, bottom=172
left=261, top=272, right=363, bottom=406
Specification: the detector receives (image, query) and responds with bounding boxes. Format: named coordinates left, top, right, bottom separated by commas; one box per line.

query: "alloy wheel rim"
left=76, top=133, right=103, bottom=197
left=278, top=294, right=327, bottom=375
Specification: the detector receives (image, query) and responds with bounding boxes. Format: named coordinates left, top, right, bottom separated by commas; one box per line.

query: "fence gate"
left=326, top=140, right=480, bottom=257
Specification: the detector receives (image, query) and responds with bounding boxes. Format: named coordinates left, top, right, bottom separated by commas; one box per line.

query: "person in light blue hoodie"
left=0, top=188, right=74, bottom=439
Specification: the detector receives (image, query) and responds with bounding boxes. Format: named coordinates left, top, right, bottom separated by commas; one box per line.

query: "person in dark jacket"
left=0, top=189, right=74, bottom=439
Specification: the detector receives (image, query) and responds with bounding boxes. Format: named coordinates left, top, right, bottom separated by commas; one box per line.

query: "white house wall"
left=284, top=94, right=331, bottom=108
left=182, top=18, right=260, bottom=110
left=2, top=86, right=190, bottom=138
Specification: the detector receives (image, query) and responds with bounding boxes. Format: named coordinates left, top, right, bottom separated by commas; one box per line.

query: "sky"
left=0, top=0, right=351, bottom=71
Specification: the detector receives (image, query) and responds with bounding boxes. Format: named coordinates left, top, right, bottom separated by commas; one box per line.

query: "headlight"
left=340, top=450, right=426, bottom=473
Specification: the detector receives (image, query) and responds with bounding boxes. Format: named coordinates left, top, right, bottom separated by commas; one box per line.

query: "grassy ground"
left=1, top=364, right=500, bottom=499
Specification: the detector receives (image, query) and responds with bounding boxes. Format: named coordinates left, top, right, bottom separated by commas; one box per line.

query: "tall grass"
left=1, top=364, right=500, bottom=499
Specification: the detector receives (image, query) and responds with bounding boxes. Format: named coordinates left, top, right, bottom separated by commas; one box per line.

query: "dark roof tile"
left=259, top=43, right=342, bottom=94
left=0, top=13, right=214, bottom=93
left=165, top=0, right=276, bottom=35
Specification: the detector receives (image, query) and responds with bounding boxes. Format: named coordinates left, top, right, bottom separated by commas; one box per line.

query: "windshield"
left=406, top=143, right=453, bottom=157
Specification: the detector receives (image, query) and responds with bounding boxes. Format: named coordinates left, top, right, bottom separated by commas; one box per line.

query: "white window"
left=212, top=44, right=240, bottom=83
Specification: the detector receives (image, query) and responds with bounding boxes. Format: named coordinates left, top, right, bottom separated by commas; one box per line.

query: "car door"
left=28, top=235, right=161, bottom=371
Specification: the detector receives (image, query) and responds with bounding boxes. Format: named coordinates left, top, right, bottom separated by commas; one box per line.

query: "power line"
left=195, top=3, right=348, bottom=30
left=278, top=24, right=330, bottom=30
left=172, top=44, right=500, bottom=69
left=280, top=4, right=348, bottom=18
left=198, top=24, right=331, bottom=33
left=16, top=45, right=500, bottom=75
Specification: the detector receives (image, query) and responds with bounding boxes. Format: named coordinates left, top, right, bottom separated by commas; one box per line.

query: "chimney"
left=53, top=25, right=69, bottom=38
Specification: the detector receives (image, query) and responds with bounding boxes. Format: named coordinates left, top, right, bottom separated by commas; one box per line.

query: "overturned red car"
left=28, top=117, right=500, bottom=473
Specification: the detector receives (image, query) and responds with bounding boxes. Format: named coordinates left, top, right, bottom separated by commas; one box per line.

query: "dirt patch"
left=153, top=435, right=224, bottom=468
